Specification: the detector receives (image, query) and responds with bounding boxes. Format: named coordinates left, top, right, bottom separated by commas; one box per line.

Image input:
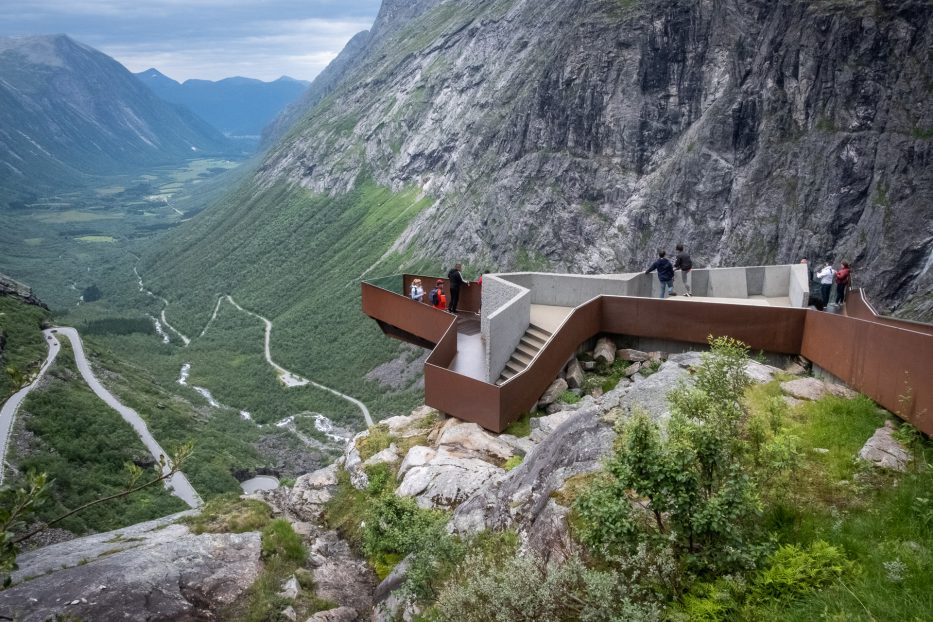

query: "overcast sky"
left=0, top=0, right=382, bottom=82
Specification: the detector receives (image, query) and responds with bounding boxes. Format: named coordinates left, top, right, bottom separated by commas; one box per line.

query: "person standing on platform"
left=673, top=243, right=693, bottom=296
left=430, top=279, right=447, bottom=310
left=646, top=250, right=675, bottom=299
left=834, top=261, right=851, bottom=305
left=815, top=261, right=836, bottom=307
left=447, top=263, right=469, bottom=314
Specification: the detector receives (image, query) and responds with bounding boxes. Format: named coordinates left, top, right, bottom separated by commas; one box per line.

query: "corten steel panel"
left=362, top=282, right=453, bottom=344
left=403, top=274, right=482, bottom=313
left=602, top=297, right=807, bottom=354
left=425, top=364, right=502, bottom=431
left=845, top=290, right=933, bottom=336
left=802, top=310, right=933, bottom=435
left=498, top=299, right=604, bottom=430
left=426, top=320, right=459, bottom=368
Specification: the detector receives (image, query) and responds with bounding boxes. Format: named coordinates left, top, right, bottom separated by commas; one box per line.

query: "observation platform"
left=361, top=267, right=933, bottom=436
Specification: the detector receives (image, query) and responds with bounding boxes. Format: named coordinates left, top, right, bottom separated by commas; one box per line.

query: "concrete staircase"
left=496, top=324, right=552, bottom=385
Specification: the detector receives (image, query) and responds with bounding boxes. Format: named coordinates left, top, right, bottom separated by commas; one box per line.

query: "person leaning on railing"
left=410, top=278, right=425, bottom=302
left=834, top=261, right=851, bottom=305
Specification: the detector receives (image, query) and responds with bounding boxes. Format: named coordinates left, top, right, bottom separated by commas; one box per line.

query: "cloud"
left=0, top=0, right=381, bottom=81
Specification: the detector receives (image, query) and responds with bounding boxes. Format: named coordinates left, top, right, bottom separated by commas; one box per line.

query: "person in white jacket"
left=409, top=278, right=425, bottom=302
left=815, top=262, right=835, bottom=307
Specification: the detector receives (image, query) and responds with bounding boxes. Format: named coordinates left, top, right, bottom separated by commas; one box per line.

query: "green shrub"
left=261, top=519, right=307, bottom=564
left=559, top=390, right=581, bottom=404
left=362, top=494, right=446, bottom=561
left=749, top=541, right=852, bottom=604
left=357, top=424, right=393, bottom=461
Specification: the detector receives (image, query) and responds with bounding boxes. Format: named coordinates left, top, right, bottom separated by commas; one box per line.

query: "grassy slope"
left=140, top=179, right=436, bottom=422
left=0, top=295, right=50, bottom=399
left=9, top=342, right=186, bottom=534
left=743, top=385, right=932, bottom=621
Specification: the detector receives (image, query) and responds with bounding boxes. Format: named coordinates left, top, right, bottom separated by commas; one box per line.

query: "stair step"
left=505, top=359, right=527, bottom=375
left=526, top=326, right=551, bottom=342
left=511, top=350, right=533, bottom=366
left=516, top=343, right=538, bottom=359
left=520, top=336, right=544, bottom=350
left=523, top=331, right=546, bottom=346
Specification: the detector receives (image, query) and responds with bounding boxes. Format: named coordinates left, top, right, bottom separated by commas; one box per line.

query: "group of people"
left=409, top=263, right=485, bottom=314
left=805, top=258, right=852, bottom=308
left=645, top=244, right=693, bottom=299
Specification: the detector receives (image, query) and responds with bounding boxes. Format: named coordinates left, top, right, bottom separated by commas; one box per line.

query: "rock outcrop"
left=260, top=0, right=933, bottom=319
left=0, top=513, right=261, bottom=622
left=858, top=420, right=912, bottom=471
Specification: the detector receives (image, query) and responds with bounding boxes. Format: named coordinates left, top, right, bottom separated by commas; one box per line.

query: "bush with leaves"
left=574, top=337, right=767, bottom=575
left=432, top=550, right=662, bottom=622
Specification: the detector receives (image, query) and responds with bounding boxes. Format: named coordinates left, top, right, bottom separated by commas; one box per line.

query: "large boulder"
left=0, top=514, right=261, bottom=622
left=593, top=337, right=616, bottom=365
left=436, top=422, right=515, bottom=463
left=858, top=421, right=912, bottom=472
left=307, top=606, right=358, bottom=621
left=565, top=358, right=585, bottom=389
left=287, top=463, right=340, bottom=522
left=781, top=377, right=857, bottom=401
left=616, top=348, right=650, bottom=362
left=382, top=406, right=437, bottom=438
left=538, top=377, right=568, bottom=407
left=396, top=447, right=505, bottom=509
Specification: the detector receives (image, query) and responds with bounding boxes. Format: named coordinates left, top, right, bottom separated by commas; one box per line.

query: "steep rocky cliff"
left=261, top=0, right=932, bottom=318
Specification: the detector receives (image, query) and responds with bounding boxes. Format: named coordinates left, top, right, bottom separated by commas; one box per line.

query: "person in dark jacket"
left=447, top=263, right=469, bottom=313
left=673, top=243, right=693, bottom=296
left=646, top=250, right=675, bottom=299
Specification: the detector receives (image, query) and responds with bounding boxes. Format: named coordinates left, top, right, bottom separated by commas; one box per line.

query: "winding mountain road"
left=224, top=296, right=374, bottom=427
left=0, top=328, right=201, bottom=508
left=0, top=332, right=60, bottom=485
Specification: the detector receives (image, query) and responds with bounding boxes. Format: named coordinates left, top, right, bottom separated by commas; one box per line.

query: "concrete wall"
left=498, top=272, right=645, bottom=307
left=481, top=275, right=531, bottom=382
left=788, top=263, right=809, bottom=307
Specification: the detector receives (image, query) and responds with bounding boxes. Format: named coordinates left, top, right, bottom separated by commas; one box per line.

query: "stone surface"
left=279, top=576, right=300, bottom=600
left=858, top=421, right=911, bottom=472
left=530, top=410, right=575, bottom=443
left=309, top=531, right=377, bottom=615
left=382, top=406, right=437, bottom=438
left=398, top=444, right=437, bottom=478
left=343, top=431, right=369, bottom=490
left=624, top=361, right=642, bottom=377
left=538, top=377, right=568, bottom=407
left=785, top=362, right=808, bottom=375
left=565, top=358, right=585, bottom=389
left=1, top=516, right=261, bottom=622
left=283, top=605, right=298, bottom=621
left=617, top=348, right=650, bottom=362
left=306, top=606, right=358, bottom=622
left=667, top=351, right=705, bottom=369
left=396, top=447, right=505, bottom=509
left=745, top=360, right=782, bottom=383
left=593, top=337, right=616, bottom=365
left=498, top=433, right=537, bottom=456
left=286, top=463, right=340, bottom=522
left=582, top=360, right=596, bottom=371
left=436, top=422, right=515, bottom=462
left=781, top=377, right=857, bottom=401
left=621, top=361, right=692, bottom=421
left=363, top=444, right=400, bottom=468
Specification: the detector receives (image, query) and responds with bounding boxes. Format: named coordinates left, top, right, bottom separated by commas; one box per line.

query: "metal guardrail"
left=362, top=278, right=933, bottom=435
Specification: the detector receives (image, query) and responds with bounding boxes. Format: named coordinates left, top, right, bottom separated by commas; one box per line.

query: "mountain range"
left=0, top=35, right=236, bottom=207
left=134, top=69, right=309, bottom=138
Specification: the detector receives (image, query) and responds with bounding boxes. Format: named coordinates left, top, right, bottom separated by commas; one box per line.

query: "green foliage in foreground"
left=10, top=343, right=186, bottom=534
left=0, top=295, right=50, bottom=399
left=413, top=337, right=932, bottom=621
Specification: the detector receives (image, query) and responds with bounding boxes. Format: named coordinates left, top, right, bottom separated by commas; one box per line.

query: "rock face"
left=858, top=421, right=912, bottom=471
left=593, top=337, right=616, bottom=365
left=259, top=0, right=933, bottom=319
left=781, top=377, right=858, bottom=401
left=450, top=360, right=691, bottom=555
left=538, top=377, right=568, bottom=407
left=0, top=513, right=261, bottom=622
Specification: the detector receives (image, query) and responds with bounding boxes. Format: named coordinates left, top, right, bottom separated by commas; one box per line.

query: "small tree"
left=575, top=337, right=763, bottom=575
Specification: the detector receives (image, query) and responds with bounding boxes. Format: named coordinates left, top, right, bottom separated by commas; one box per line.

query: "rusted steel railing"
left=362, top=278, right=933, bottom=435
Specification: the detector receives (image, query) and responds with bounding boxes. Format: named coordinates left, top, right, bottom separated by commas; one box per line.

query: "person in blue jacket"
left=646, top=250, right=675, bottom=299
